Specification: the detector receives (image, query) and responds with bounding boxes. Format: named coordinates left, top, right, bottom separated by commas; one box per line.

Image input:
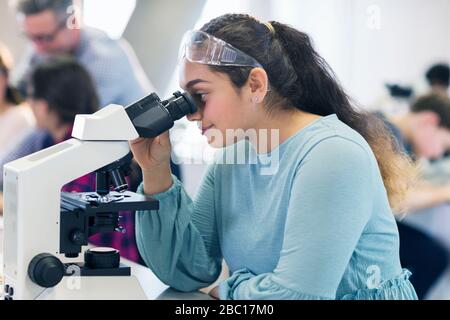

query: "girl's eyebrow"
left=185, top=79, right=210, bottom=90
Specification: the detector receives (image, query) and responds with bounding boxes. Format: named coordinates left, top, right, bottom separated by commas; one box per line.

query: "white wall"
left=349, top=0, right=450, bottom=107
left=272, top=0, right=450, bottom=107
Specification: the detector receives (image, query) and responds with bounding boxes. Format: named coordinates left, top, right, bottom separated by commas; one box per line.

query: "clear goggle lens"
left=179, top=30, right=263, bottom=68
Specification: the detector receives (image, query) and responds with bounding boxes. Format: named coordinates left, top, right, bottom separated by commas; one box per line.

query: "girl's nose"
left=187, top=110, right=202, bottom=122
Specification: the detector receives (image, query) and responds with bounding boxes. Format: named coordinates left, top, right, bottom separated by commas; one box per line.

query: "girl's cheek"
left=202, top=103, right=212, bottom=118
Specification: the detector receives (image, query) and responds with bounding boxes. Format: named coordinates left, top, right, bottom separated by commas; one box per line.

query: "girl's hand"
left=129, top=132, right=172, bottom=171
left=130, top=132, right=174, bottom=195
left=209, top=286, right=220, bottom=300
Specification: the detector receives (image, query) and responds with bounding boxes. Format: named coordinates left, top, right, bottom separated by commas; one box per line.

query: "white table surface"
left=127, top=255, right=212, bottom=300
left=0, top=244, right=211, bottom=300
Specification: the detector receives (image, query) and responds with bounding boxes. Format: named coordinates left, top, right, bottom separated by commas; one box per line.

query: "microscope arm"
left=3, top=139, right=131, bottom=299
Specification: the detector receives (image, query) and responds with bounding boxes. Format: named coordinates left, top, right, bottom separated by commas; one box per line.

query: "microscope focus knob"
left=28, top=253, right=65, bottom=288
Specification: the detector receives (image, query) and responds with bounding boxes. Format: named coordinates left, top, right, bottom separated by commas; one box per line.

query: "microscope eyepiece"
left=125, top=91, right=198, bottom=138
left=163, top=91, right=197, bottom=120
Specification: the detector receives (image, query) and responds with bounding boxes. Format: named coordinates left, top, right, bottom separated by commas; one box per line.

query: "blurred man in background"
left=11, top=0, right=153, bottom=106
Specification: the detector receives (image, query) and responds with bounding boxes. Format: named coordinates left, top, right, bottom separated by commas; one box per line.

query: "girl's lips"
left=202, top=125, right=214, bottom=135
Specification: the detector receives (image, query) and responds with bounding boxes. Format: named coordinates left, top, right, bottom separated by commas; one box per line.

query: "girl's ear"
left=248, top=68, right=269, bottom=102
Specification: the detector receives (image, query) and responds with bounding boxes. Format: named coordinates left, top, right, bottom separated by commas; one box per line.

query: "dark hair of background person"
left=0, top=53, right=23, bottom=105
left=412, top=93, right=450, bottom=130
left=426, top=64, right=450, bottom=88
left=199, top=13, right=416, bottom=212
left=15, top=0, right=73, bottom=23
left=29, top=56, right=99, bottom=123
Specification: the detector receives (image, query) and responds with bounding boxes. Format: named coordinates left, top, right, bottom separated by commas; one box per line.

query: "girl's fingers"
left=158, top=131, right=171, bottom=146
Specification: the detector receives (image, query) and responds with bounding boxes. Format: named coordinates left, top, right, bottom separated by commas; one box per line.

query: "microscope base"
left=35, top=276, right=147, bottom=300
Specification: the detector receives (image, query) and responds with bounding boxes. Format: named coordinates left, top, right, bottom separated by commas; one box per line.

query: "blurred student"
left=12, top=0, right=152, bottom=106
left=380, top=93, right=450, bottom=299
left=0, top=44, right=35, bottom=158
left=1, top=56, right=97, bottom=214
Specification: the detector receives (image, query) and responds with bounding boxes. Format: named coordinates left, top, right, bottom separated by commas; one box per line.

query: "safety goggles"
left=179, top=30, right=263, bottom=68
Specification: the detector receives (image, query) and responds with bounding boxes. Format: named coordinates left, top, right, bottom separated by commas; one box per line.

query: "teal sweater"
left=136, top=115, right=417, bottom=300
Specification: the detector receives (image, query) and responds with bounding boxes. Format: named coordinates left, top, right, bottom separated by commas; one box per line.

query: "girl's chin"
left=203, top=127, right=246, bottom=148
left=205, top=136, right=244, bottom=149
left=206, top=135, right=224, bottom=148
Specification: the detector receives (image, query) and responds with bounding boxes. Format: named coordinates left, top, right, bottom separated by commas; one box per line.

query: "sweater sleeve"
left=135, top=165, right=223, bottom=292
left=219, top=137, right=375, bottom=300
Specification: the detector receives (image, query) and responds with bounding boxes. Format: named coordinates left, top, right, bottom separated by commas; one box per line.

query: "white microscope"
left=2, top=92, right=197, bottom=300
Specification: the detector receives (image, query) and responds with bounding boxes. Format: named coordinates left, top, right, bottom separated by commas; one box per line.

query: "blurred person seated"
left=426, top=63, right=450, bottom=97
left=378, top=93, right=450, bottom=299
left=1, top=56, right=98, bottom=214
left=0, top=57, right=148, bottom=263
left=0, top=44, right=35, bottom=159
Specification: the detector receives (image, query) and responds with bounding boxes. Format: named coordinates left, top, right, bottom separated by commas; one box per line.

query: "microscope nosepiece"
left=110, top=168, right=128, bottom=193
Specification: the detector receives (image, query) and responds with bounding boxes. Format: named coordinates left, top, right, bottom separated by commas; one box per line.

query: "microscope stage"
left=61, top=191, right=159, bottom=213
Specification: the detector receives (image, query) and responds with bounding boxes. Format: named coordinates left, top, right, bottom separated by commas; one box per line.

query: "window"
left=83, top=0, right=136, bottom=40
